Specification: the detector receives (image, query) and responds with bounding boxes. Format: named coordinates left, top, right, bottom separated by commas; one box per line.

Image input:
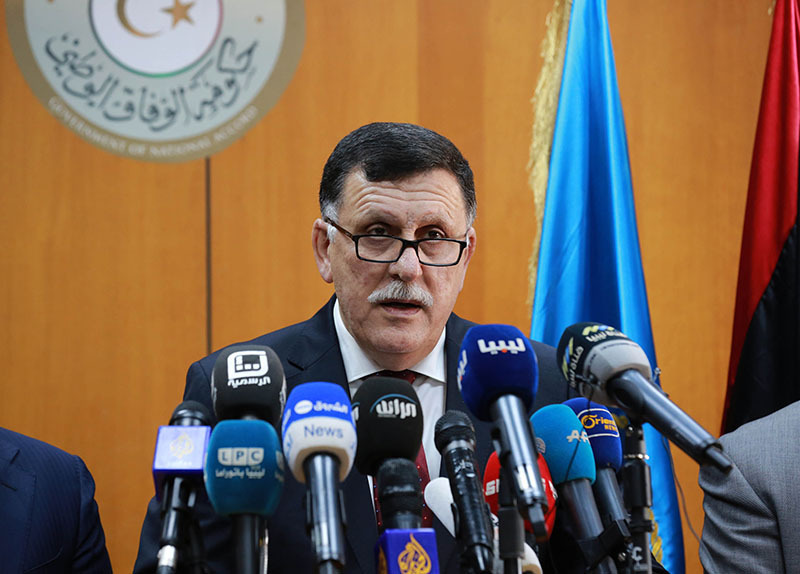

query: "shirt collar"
left=333, top=298, right=446, bottom=384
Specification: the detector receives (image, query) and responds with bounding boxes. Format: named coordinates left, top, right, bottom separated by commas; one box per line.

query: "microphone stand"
left=497, top=467, right=524, bottom=574
left=619, top=418, right=653, bottom=574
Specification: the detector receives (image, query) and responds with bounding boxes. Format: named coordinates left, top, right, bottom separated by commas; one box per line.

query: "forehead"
left=338, top=168, right=467, bottom=225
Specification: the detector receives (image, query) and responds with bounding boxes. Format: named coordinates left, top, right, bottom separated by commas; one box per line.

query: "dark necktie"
left=368, top=369, right=434, bottom=529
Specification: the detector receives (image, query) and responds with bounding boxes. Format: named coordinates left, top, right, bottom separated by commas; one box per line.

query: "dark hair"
left=319, top=122, right=476, bottom=225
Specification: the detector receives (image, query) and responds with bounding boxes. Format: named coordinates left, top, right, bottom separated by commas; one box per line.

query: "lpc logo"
left=217, top=447, right=264, bottom=466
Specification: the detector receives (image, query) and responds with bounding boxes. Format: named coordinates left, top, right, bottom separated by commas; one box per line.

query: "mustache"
left=367, top=280, right=434, bottom=308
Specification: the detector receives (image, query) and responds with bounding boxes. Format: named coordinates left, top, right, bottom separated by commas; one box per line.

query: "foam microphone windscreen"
left=281, top=381, right=357, bottom=482
left=556, top=322, right=651, bottom=408
left=204, top=419, right=285, bottom=516
left=483, top=450, right=558, bottom=538
left=377, top=457, right=423, bottom=526
left=530, top=405, right=596, bottom=485
left=352, top=376, right=423, bottom=476
left=457, top=324, right=538, bottom=421
left=211, top=345, right=286, bottom=427
left=424, top=477, right=456, bottom=536
left=563, top=398, right=623, bottom=471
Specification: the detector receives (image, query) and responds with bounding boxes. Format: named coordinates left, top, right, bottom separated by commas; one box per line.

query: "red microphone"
left=483, top=451, right=557, bottom=538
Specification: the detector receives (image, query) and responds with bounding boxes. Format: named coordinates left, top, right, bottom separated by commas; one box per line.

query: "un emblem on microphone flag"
left=6, top=0, right=305, bottom=161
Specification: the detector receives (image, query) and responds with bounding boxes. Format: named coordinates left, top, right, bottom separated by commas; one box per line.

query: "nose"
left=388, top=243, right=423, bottom=282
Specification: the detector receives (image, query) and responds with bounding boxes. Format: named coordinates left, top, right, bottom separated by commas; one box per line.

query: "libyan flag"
left=722, top=0, right=800, bottom=434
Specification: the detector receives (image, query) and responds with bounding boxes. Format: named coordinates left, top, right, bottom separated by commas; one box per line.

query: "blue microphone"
left=204, top=419, right=284, bottom=574
left=564, top=399, right=631, bottom=562
left=204, top=419, right=284, bottom=516
left=282, top=382, right=356, bottom=574
left=531, top=405, right=617, bottom=573
left=458, top=324, right=548, bottom=541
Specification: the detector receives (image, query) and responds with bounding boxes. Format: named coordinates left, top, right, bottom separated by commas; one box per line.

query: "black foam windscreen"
left=211, top=345, right=286, bottom=427
left=433, top=410, right=476, bottom=453
left=376, top=457, right=423, bottom=525
left=352, top=376, right=423, bottom=476
left=169, top=400, right=212, bottom=427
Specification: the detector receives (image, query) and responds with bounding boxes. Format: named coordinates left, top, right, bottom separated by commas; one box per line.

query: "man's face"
left=312, top=168, right=476, bottom=370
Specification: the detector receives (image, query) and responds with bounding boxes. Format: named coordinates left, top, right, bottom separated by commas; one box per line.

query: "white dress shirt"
left=333, top=299, right=446, bottom=479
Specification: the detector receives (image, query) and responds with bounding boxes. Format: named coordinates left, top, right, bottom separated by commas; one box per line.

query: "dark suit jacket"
left=0, top=428, right=112, bottom=574
left=134, top=297, right=570, bottom=573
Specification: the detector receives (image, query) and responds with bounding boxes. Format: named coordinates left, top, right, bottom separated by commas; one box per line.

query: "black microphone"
left=211, top=345, right=286, bottom=429
left=557, top=322, right=732, bottom=471
left=211, top=345, right=287, bottom=574
left=153, top=401, right=212, bottom=574
left=351, top=376, right=424, bottom=529
left=434, top=411, right=494, bottom=574
left=377, top=458, right=423, bottom=530
left=531, top=405, right=617, bottom=574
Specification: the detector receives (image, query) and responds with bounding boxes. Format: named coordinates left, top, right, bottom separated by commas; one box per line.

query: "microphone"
left=458, top=324, right=548, bottom=541
left=209, top=345, right=287, bottom=574
left=203, top=419, right=285, bottom=572
left=531, top=405, right=617, bottom=573
left=377, top=458, right=424, bottom=530
left=281, top=382, right=357, bottom=574
left=434, top=410, right=494, bottom=573
left=483, top=451, right=557, bottom=540
left=211, top=345, right=286, bottom=429
left=425, top=478, right=543, bottom=574
left=152, top=401, right=212, bottom=574
left=352, top=376, right=423, bottom=477
left=352, top=377, right=439, bottom=573
left=424, top=477, right=457, bottom=535
left=557, top=322, right=732, bottom=471
left=563, top=399, right=630, bottom=533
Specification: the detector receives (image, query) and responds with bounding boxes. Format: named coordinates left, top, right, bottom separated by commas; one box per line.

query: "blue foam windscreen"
left=281, top=381, right=356, bottom=482
left=563, top=398, right=623, bottom=471
left=530, top=404, right=596, bottom=484
left=457, top=324, right=539, bottom=421
left=204, top=419, right=284, bottom=516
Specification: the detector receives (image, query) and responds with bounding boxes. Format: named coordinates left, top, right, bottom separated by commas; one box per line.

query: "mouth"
left=379, top=299, right=424, bottom=312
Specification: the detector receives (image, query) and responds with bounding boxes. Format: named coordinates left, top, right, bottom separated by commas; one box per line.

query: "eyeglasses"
left=324, top=218, right=468, bottom=267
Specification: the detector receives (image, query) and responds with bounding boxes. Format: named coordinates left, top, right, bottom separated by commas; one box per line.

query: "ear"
left=456, top=226, right=477, bottom=292
left=462, top=226, right=477, bottom=268
left=312, top=218, right=334, bottom=283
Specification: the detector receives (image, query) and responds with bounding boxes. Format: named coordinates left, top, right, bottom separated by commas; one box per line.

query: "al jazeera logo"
left=378, top=533, right=432, bottom=574
left=6, top=1, right=305, bottom=162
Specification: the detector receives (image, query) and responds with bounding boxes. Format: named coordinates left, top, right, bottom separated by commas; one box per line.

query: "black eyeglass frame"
left=324, top=218, right=469, bottom=267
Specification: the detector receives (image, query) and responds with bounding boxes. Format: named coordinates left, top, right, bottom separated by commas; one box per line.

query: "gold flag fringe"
left=527, top=0, right=572, bottom=315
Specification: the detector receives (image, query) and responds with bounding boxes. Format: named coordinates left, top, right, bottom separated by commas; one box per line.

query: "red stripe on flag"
left=724, top=0, right=800, bottom=431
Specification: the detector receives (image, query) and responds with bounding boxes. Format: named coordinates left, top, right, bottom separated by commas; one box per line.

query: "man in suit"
left=0, top=427, right=112, bottom=573
left=134, top=122, right=572, bottom=573
left=699, top=400, right=800, bottom=573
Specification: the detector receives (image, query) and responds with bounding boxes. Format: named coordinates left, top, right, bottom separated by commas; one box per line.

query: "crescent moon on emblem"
left=117, top=0, right=160, bottom=38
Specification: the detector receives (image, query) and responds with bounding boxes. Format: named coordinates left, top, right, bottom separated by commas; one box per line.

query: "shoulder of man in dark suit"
left=0, top=427, right=112, bottom=574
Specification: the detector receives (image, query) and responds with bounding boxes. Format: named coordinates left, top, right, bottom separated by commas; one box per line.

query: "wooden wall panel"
left=0, top=1, right=775, bottom=571
left=609, top=2, right=773, bottom=566
left=0, top=8, right=208, bottom=572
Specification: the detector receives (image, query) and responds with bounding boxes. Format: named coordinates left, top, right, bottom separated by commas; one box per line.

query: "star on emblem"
left=162, top=0, right=195, bottom=28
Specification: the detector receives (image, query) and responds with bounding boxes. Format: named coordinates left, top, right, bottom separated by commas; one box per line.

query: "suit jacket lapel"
left=0, top=438, right=34, bottom=574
